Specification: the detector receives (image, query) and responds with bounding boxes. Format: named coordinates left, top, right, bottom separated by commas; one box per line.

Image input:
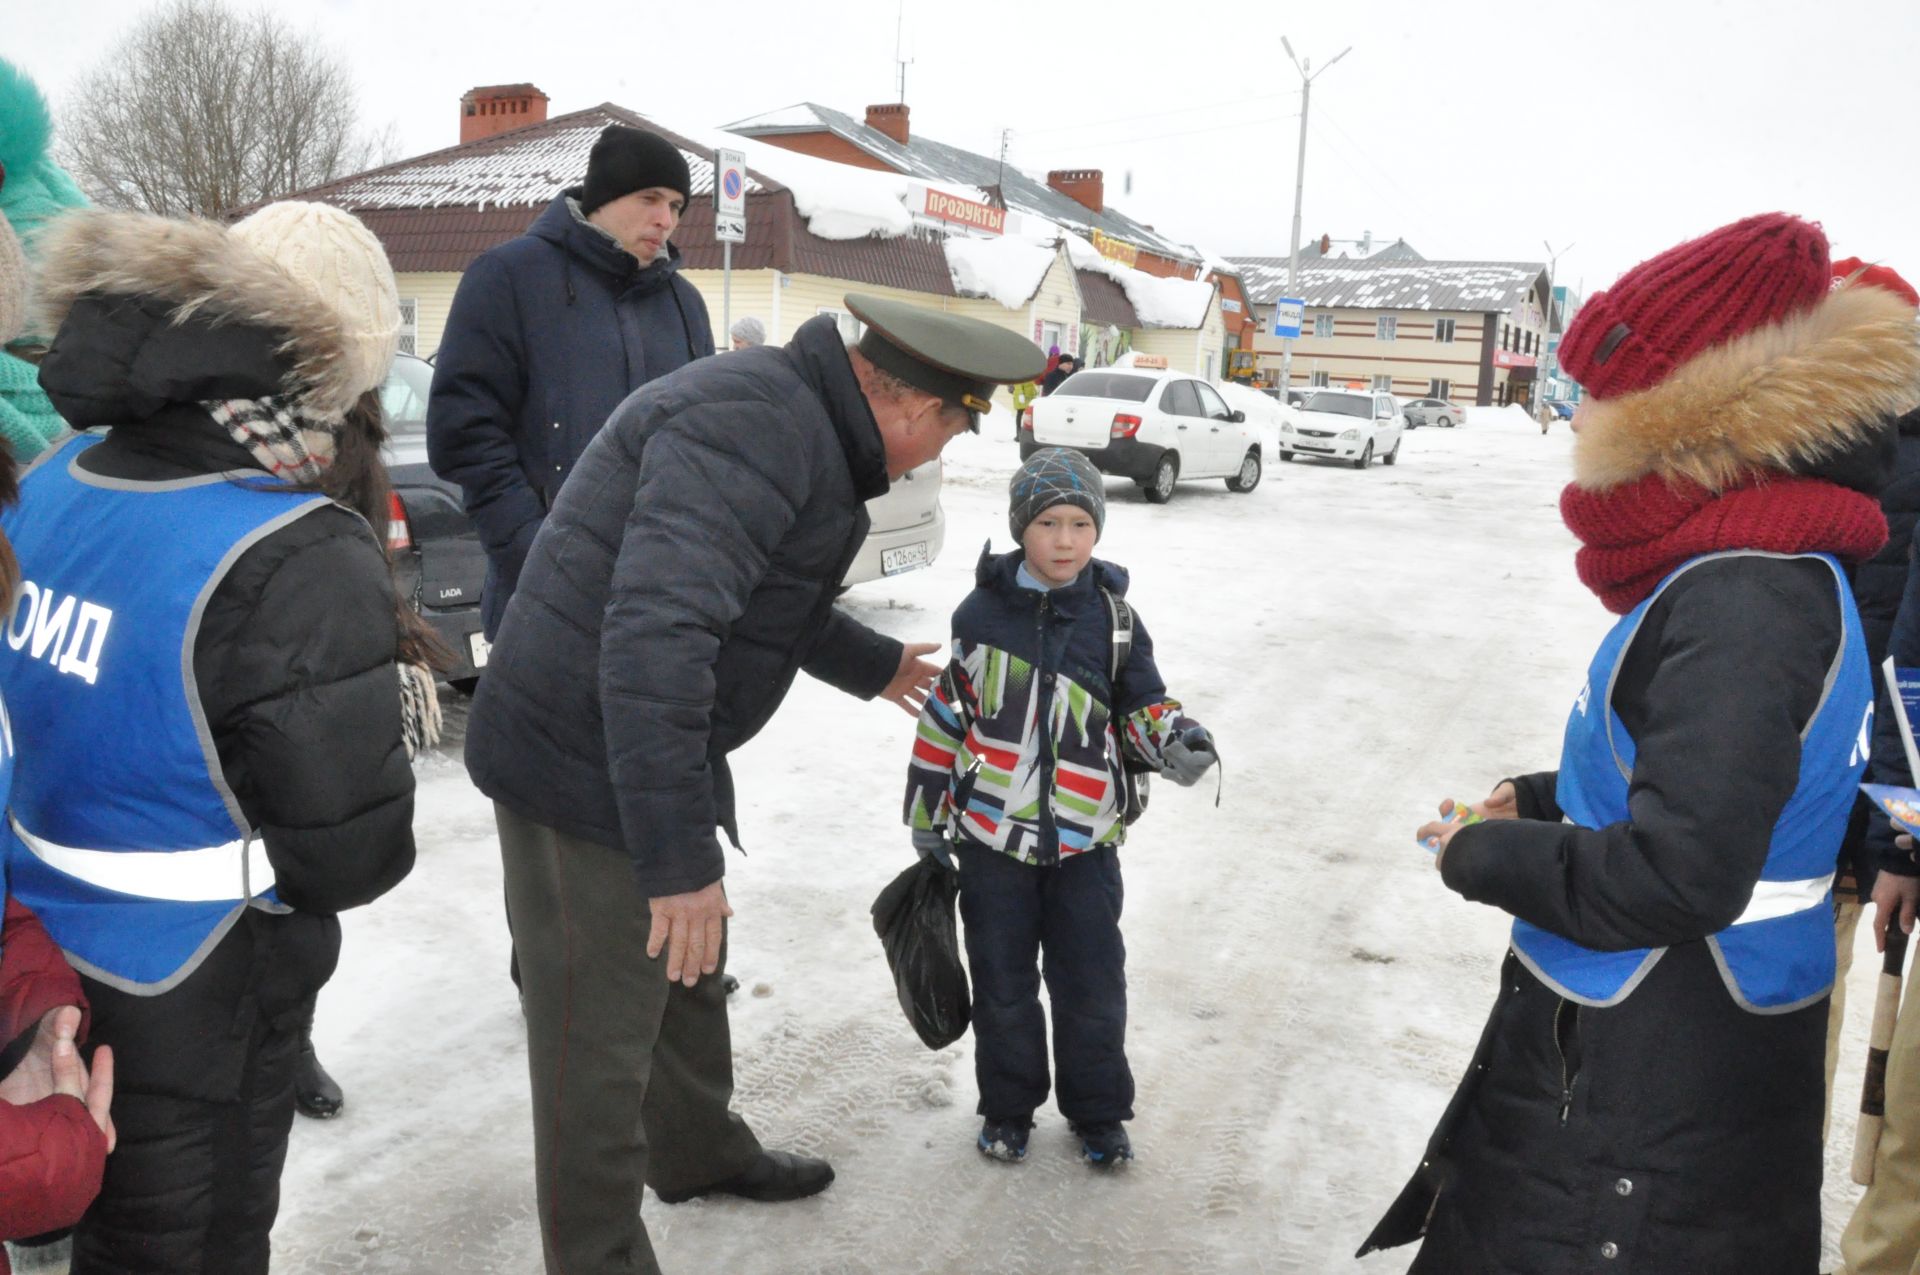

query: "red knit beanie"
left=1832, top=256, right=1920, bottom=307
left=1560, top=213, right=1831, bottom=400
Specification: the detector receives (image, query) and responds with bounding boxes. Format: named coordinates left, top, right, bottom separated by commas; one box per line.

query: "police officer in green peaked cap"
left=845, top=293, right=1049, bottom=432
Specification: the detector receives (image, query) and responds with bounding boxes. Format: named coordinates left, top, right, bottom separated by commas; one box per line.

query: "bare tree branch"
left=57, top=0, right=394, bottom=218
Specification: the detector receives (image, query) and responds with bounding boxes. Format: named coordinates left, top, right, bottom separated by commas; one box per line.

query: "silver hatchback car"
left=1402, top=397, right=1463, bottom=429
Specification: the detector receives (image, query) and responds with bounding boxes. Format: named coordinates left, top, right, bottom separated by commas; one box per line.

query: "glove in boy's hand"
left=1163, top=723, right=1216, bottom=787
left=911, top=827, right=956, bottom=871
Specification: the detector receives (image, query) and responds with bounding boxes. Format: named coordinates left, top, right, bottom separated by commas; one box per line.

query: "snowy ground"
left=164, top=408, right=1888, bottom=1271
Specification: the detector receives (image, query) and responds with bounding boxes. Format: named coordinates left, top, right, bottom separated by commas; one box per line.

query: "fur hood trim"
left=1572, top=283, right=1920, bottom=492
left=33, top=209, right=366, bottom=416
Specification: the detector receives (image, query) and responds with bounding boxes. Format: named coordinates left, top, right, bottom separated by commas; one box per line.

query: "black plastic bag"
left=871, top=858, right=971, bottom=1049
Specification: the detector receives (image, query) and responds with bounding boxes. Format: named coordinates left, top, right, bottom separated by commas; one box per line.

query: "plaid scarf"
left=205, top=396, right=344, bottom=483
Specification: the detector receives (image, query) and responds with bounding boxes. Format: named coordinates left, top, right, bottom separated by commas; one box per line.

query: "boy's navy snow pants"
left=954, top=841, right=1134, bottom=1125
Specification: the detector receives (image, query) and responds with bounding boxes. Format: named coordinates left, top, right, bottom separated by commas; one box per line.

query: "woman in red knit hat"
left=1360, top=213, right=1920, bottom=1274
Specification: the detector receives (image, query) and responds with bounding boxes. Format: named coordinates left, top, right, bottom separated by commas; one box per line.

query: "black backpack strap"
left=1099, top=586, right=1133, bottom=685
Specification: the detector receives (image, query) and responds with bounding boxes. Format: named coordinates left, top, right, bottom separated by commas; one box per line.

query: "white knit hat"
left=0, top=221, right=26, bottom=346
left=230, top=201, right=400, bottom=402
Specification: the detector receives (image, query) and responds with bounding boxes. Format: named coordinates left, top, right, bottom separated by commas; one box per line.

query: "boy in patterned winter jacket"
left=903, top=446, right=1216, bottom=1168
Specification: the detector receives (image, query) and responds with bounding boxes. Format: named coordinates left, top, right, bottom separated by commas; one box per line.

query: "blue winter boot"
left=1074, top=1121, right=1133, bottom=1168
left=977, top=1116, right=1033, bottom=1163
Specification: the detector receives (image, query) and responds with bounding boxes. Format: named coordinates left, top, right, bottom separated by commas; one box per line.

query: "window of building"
left=1311, top=371, right=1330, bottom=387
left=1434, top=318, right=1455, bottom=344
left=1376, top=316, right=1397, bottom=341
left=1313, top=313, right=1334, bottom=339
left=1428, top=377, right=1452, bottom=399
left=1372, top=374, right=1393, bottom=392
left=397, top=297, right=418, bottom=357
left=818, top=307, right=864, bottom=344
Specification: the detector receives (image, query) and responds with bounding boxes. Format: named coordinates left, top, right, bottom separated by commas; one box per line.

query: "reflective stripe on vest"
left=12, top=817, right=273, bottom=904
left=1517, top=550, right=1867, bottom=1013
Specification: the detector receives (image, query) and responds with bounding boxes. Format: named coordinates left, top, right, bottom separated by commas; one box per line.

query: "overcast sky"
left=14, top=0, right=1920, bottom=295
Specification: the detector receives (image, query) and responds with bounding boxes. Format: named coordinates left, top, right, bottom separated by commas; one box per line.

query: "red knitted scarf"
left=1560, top=474, right=1888, bottom=614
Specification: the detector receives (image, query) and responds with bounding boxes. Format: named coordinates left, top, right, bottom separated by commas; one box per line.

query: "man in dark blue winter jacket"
left=427, top=124, right=715, bottom=640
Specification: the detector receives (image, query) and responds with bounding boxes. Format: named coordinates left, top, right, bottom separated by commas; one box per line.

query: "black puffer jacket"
left=465, top=315, right=901, bottom=895
left=1852, top=409, right=1920, bottom=881
left=35, top=278, right=416, bottom=918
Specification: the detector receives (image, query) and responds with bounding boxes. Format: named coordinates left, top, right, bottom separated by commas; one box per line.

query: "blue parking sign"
left=1272, top=298, right=1305, bottom=339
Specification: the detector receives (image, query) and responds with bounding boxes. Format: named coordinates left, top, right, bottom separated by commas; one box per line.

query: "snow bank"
left=1214, top=380, right=1290, bottom=456
left=944, top=236, right=1057, bottom=310
left=1466, top=403, right=1550, bottom=433
left=1065, top=233, right=1216, bottom=329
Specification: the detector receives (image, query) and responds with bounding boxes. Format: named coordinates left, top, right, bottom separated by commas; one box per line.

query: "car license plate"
left=468, top=633, right=491, bottom=669
left=881, top=542, right=930, bottom=576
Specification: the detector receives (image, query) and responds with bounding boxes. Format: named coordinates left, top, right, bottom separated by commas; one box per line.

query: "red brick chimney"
left=1047, top=169, right=1104, bottom=214
left=865, top=103, right=910, bottom=146
left=461, top=84, right=550, bottom=144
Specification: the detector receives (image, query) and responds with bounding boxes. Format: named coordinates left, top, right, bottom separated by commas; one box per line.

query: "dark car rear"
left=381, top=353, right=489, bottom=687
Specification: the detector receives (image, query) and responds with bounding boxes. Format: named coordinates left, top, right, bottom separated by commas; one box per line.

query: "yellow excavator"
left=1225, top=349, right=1264, bottom=385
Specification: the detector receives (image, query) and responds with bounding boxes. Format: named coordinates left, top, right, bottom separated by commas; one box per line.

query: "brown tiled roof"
left=261, top=103, right=954, bottom=288
left=1076, top=268, right=1138, bottom=327
left=674, top=196, right=955, bottom=295
left=353, top=207, right=543, bottom=273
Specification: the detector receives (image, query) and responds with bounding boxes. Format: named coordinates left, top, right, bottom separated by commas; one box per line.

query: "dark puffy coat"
left=1364, top=556, right=1845, bottom=1274
left=426, top=191, right=716, bottom=638
left=37, top=299, right=417, bottom=916
left=1855, top=410, right=1920, bottom=880
left=0, top=896, right=105, bottom=1264
left=1867, top=512, right=1920, bottom=878
left=465, top=315, right=902, bottom=896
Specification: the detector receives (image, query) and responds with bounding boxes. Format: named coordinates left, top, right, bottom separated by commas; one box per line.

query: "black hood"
left=788, top=314, right=889, bottom=503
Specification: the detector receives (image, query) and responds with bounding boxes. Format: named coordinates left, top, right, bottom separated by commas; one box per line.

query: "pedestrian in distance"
left=462, top=291, right=1045, bottom=1275
left=11, top=201, right=425, bottom=1274
left=729, top=315, right=766, bottom=349
left=1359, top=213, right=1920, bottom=1275
left=1041, top=352, right=1078, bottom=396
left=903, top=445, right=1219, bottom=1168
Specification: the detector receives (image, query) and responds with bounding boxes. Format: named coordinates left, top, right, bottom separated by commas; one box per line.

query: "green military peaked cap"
left=846, top=292, right=1049, bottom=428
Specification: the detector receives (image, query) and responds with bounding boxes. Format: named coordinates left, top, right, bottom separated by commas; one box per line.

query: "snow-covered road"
left=265, top=411, right=1887, bottom=1273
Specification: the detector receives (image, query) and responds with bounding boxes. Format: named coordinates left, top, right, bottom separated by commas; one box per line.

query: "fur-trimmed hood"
left=1572, top=283, right=1920, bottom=492
left=34, top=209, right=368, bottom=416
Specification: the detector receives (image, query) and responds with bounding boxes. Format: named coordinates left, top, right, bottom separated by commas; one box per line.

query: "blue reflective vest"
left=1514, top=551, right=1870, bottom=1013
left=0, top=435, right=330, bottom=993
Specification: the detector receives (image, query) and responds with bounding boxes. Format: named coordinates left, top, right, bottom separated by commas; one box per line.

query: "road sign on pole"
left=1271, top=298, right=1305, bottom=339
left=714, top=148, right=748, bottom=246
left=714, top=149, right=747, bottom=338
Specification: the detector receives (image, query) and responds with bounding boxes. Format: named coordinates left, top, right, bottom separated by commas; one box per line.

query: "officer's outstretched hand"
left=881, top=642, right=943, bottom=717
left=648, top=882, right=733, bottom=988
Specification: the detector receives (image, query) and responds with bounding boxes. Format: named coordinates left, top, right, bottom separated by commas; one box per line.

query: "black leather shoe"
left=294, top=1030, right=344, bottom=1119
left=653, top=1150, right=834, bottom=1204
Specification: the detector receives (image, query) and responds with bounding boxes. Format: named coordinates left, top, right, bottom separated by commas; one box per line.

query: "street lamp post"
left=1277, top=37, right=1350, bottom=395
left=1540, top=238, right=1574, bottom=413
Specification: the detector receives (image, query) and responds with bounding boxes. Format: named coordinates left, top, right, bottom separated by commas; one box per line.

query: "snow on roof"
left=1230, top=255, right=1546, bottom=314
left=944, top=236, right=1058, bottom=308
left=1066, top=233, right=1214, bottom=329
left=307, top=103, right=994, bottom=243
left=722, top=101, right=1202, bottom=266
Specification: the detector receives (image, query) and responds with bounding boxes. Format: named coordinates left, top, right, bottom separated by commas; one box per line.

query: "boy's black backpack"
left=1100, top=586, right=1153, bottom=826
